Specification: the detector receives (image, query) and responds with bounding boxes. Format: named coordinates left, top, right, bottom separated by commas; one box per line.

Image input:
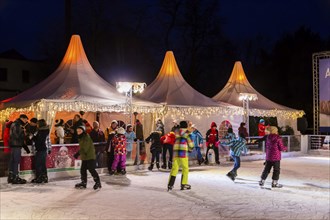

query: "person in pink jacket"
left=259, top=126, right=287, bottom=188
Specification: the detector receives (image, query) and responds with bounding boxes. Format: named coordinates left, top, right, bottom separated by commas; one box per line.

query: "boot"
left=161, top=164, right=167, bottom=169
left=180, top=175, right=191, bottom=190
left=148, top=163, right=154, bottom=171
left=180, top=184, right=191, bottom=190
left=226, top=172, right=235, bottom=181
left=7, top=172, right=15, bottom=184
left=121, top=169, right=126, bottom=175
left=167, top=175, right=176, bottom=191
left=168, top=161, right=172, bottom=170
left=259, top=179, right=265, bottom=186
left=156, top=162, right=160, bottom=170
left=12, top=175, right=27, bottom=184
left=109, top=170, right=115, bottom=176
left=198, top=158, right=204, bottom=165
left=93, top=181, right=102, bottom=190
left=272, top=180, right=283, bottom=188
left=75, top=182, right=87, bottom=189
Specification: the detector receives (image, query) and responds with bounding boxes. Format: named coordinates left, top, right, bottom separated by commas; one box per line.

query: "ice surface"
left=1, top=156, right=329, bottom=220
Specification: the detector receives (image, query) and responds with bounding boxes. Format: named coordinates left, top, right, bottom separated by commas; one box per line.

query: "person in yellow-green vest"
left=167, top=121, right=194, bottom=191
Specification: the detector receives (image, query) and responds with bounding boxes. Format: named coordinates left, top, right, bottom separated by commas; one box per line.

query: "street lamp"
left=239, top=93, right=258, bottom=134
left=116, top=82, right=146, bottom=125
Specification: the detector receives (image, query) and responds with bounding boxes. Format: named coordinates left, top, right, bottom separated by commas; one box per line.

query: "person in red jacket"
left=204, top=122, right=220, bottom=165
left=258, top=119, right=266, bottom=137
left=3, top=120, right=13, bottom=153
left=160, top=131, right=176, bottom=169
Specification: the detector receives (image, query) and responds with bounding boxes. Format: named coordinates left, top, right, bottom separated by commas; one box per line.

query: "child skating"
left=221, top=136, right=247, bottom=181
left=73, top=125, right=101, bottom=190
left=259, top=126, right=287, bottom=188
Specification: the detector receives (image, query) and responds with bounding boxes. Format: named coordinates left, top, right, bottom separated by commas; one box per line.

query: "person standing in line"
left=105, top=120, right=118, bottom=140
left=160, top=131, right=175, bottom=169
left=190, top=124, right=204, bottom=165
left=8, top=114, right=30, bottom=184
left=221, top=136, right=247, bottom=181
left=171, top=120, right=180, bottom=133
left=70, top=114, right=85, bottom=143
left=55, top=119, right=65, bottom=144
left=204, top=122, right=220, bottom=165
left=155, top=119, right=165, bottom=136
left=25, top=118, right=38, bottom=146
left=73, top=125, right=101, bottom=190
left=133, top=119, right=146, bottom=167
left=259, top=126, right=287, bottom=188
left=258, top=119, right=266, bottom=137
left=145, top=129, right=162, bottom=171
left=238, top=122, right=249, bottom=140
left=30, top=119, right=52, bottom=184
left=167, top=121, right=194, bottom=191
left=89, top=121, right=105, bottom=168
left=105, top=120, right=118, bottom=173
left=125, top=124, right=136, bottom=161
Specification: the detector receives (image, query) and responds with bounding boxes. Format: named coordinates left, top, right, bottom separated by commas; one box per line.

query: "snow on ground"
left=0, top=156, right=329, bottom=220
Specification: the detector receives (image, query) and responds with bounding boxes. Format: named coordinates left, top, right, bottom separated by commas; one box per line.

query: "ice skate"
left=109, top=170, right=115, bottom=176
left=167, top=176, right=176, bottom=192
left=156, top=162, right=160, bottom=170
left=75, top=182, right=87, bottom=189
left=120, top=169, right=126, bottom=175
left=226, top=172, right=235, bottom=181
left=93, top=182, right=102, bottom=190
left=272, top=180, right=283, bottom=188
left=161, top=164, right=167, bottom=169
left=180, top=184, right=191, bottom=190
left=259, top=179, right=265, bottom=186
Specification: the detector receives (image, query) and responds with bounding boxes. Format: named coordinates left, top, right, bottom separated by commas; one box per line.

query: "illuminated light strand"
left=0, top=100, right=304, bottom=122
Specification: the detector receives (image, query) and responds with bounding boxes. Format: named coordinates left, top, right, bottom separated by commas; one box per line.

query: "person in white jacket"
left=55, top=119, right=65, bottom=144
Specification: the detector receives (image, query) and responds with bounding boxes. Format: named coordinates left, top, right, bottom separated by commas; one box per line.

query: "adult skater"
left=259, top=126, right=287, bottom=188
left=167, top=121, right=194, bottom=191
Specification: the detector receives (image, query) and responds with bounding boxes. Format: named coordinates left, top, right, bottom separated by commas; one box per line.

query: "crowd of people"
left=4, top=114, right=287, bottom=190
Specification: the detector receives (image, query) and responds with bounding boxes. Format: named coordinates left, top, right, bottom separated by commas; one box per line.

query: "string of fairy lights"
left=0, top=99, right=304, bottom=123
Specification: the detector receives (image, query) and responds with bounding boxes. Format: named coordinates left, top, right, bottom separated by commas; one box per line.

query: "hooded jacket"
left=173, top=129, right=194, bottom=158
left=145, top=131, right=162, bottom=153
left=265, top=134, right=287, bottom=161
left=9, top=118, right=26, bottom=147
left=78, top=133, right=96, bottom=160
left=206, top=122, right=219, bottom=145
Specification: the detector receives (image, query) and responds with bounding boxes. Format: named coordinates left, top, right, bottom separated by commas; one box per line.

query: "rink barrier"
left=0, top=135, right=327, bottom=178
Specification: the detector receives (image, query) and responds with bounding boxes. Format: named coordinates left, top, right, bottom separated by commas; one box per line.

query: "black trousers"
left=107, top=148, right=115, bottom=172
left=162, top=144, right=173, bottom=165
left=261, top=160, right=281, bottom=180
left=151, top=151, right=160, bottom=164
left=81, top=159, right=100, bottom=183
left=205, top=145, right=219, bottom=163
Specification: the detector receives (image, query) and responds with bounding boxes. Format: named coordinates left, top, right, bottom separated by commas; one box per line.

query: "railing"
left=308, top=135, right=330, bottom=151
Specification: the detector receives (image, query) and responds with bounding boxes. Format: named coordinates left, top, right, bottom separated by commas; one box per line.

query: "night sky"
left=1, top=0, right=330, bottom=127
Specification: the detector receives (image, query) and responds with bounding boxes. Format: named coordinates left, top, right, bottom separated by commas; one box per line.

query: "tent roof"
left=138, top=51, right=220, bottom=107
left=0, top=35, right=157, bottom=110
left=212, top=61, right=294, bottom=110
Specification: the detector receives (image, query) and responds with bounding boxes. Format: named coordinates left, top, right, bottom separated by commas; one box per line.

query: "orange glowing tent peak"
left=227, top=61, right=251, bottom=86
left=213, top=61, right=293, bottom=110
left=138, top=51, right=221, bottom=107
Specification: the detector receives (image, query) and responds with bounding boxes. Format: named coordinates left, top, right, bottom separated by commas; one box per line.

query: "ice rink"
left=1, top=156, right=329, bottom=220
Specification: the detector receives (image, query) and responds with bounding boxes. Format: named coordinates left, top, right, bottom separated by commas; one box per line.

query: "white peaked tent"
left=138, top=51, right=241, bottom=134
left=0, top=35, right=161, bottom=125
left=212, top=61, right=304, bottom=132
